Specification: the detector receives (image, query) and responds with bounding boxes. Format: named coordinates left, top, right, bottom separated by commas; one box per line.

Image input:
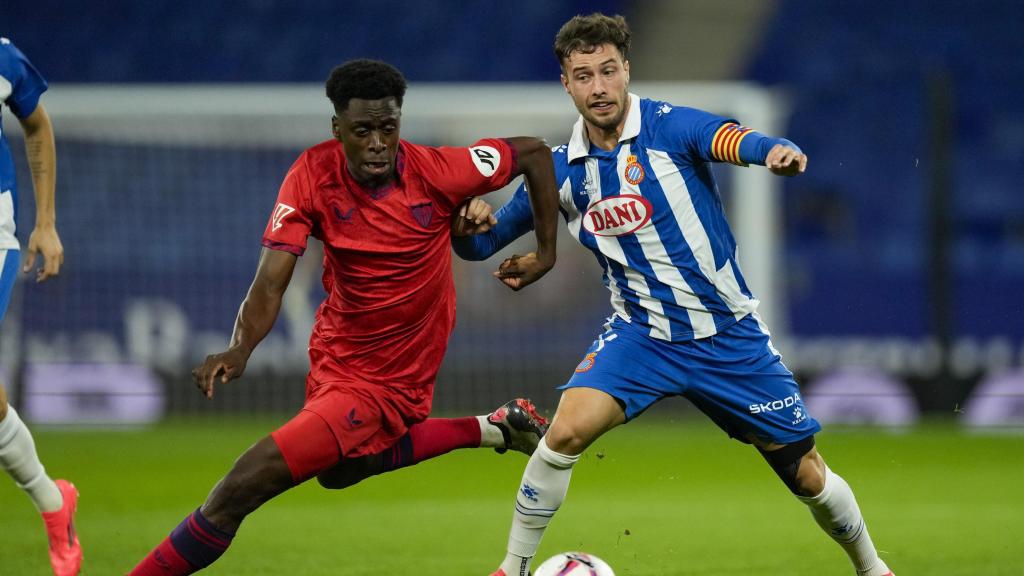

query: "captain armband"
left=710, top=123, right=755, bottom=166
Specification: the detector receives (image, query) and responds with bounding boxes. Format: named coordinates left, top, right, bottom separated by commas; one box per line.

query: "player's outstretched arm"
left=193, top=248, right=297, bottom=398
left=493, top=137, right=559, bottom=291
left=17, top=103, right=64, bottom=282
left=712, top=123, right=806, bottom=177
left=704, top=120, right=807, bottom=177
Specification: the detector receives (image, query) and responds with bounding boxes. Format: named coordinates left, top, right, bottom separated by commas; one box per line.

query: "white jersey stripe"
left=0, top=191, right=19, bottom=250
left=560, top=176, right=582, bottom=238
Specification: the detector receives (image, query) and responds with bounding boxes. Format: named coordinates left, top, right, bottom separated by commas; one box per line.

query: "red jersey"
left=262, top=138, right=517, bottom=389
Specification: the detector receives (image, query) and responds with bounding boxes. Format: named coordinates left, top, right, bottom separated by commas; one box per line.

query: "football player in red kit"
left=128, top=58, right=559, bottom=575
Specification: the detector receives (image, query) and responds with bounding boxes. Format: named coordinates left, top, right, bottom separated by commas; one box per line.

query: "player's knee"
left=316, top=454, right=382, bottom=490
left=793, top=448, right=826, bottom=496
left=315, top=472, right=345, bottom=490
left=543, top=421, right=595, bottom=456
left=758, top=435, right=821, bottom=496
left=0, top=384, right=7, bottom=421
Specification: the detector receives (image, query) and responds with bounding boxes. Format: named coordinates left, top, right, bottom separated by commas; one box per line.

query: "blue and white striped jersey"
left=456, top=94, right=794, bottom=342
left=0, top=36, right=48, bottom=249
left=0, top=37, right=48, bottom=250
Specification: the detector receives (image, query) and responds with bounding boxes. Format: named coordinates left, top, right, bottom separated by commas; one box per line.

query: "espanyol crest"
left=623, top=154, right=645, bottom=185
left=582, top=194, right=653, bottom=237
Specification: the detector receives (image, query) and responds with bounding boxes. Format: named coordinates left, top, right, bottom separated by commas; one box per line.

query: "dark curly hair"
left=325, top=59, right=408, bottom=112
left=553, top=13, right=631, bottom=69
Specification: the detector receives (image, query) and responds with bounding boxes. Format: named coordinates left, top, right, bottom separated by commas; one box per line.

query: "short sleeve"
left=261, top=157, right=314, bottom=256
left=417, top=137, right=518, bottom=204
left=0, top=38, right=48, bottom=118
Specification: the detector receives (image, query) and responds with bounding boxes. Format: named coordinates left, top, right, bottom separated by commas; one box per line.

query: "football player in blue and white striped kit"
left=0, top=36, right=79, bottom=576
left=457, top=14, right=894, bottom=576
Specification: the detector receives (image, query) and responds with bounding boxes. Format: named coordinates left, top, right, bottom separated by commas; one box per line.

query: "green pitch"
left=1, top=415, right=1021, bottom=575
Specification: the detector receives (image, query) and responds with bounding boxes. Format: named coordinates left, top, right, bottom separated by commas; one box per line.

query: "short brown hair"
left=553, top=13, right=631, bottom=68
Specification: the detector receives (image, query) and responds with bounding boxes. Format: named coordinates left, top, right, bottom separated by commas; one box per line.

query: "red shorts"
left=271, top=373, right=434, bottom=482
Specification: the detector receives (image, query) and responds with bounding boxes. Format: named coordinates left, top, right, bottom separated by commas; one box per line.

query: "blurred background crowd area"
left=2, top=0, right=1023, bottom=425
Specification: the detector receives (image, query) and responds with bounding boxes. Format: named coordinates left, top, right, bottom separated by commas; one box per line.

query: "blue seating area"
left=5, top=0, right=622, bottom=81
left=748, top=0, right=1024, bottom=337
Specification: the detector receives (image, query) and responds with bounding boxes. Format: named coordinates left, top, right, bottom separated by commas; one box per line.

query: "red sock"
left=409, top=417, right=482, bottom=461
left=382, top=417, right=481, bottom=471
left=129, top=536, right=194, bottom=575
left=129, top=509, right=234, bottom=575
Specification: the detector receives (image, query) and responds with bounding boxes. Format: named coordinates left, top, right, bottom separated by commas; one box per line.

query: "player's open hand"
left=22, top=225, right=64, bottom=282
left=766, top=144, right=807, bottom=176
left=452, top=197, right=498, bottom=237
left=493, top=251, right=555, bottom=291
left=192, top=346, right=250, bottom=399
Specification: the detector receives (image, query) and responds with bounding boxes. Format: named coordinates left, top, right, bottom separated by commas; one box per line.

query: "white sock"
left=797, top=467, right=890, bottom=576
left=477, top=415, right=504, bottom=448
left=499, top=437, right=579, bottom=576
left=0, top=406, right=63, bottom=512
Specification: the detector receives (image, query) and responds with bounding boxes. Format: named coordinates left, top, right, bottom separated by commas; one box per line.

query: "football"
left=533, top=551, right=615, bottom=576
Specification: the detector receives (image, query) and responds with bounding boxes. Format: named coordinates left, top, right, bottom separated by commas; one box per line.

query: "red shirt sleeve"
left=416, top=137, right=518, bottom=205
left=261, top=155, right=315, bottom=256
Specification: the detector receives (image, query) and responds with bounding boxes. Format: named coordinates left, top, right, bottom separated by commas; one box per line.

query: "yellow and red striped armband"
left=711, top=123, right=753, bottom=166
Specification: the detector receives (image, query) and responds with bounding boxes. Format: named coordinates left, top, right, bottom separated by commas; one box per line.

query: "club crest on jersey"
left=575, top=352, right=597, bottom=373
left=582, top=194, right=653, bottom=237
left=271, top=203, right=295, bottom=231
left=410, top=202, right=434, bottom=227
left=623, top=154, right=645, bottom=185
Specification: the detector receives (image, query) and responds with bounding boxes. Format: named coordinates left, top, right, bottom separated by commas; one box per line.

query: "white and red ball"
left=533, top=551, right=615, bottom=576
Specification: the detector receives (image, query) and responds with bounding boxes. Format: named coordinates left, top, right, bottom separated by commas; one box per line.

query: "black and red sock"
left=128, top=508, right=235, bottom=575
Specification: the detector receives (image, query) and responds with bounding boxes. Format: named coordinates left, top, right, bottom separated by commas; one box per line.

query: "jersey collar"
left=567, top=92, right=641, bottom=162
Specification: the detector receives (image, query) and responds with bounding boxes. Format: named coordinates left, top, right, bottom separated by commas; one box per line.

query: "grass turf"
left=1, top=416, right=1021, bottom=575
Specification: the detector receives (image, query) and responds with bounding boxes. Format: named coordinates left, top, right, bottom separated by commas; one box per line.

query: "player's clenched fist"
left=192, top=346, right=250, bottom=399
left=452, top=197, right=498, bottom=237
left=493, top=251, right=555, bottom=291
left=765, top=143, right=807, bottom=176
